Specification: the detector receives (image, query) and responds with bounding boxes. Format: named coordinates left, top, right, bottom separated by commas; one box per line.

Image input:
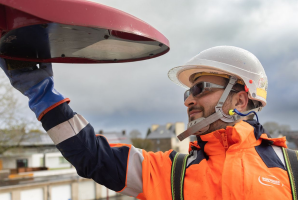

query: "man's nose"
left=184, top=94, right=197, bottom=107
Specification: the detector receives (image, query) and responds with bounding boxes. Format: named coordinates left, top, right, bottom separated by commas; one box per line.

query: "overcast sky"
left=2, top=0, right=298, bottom=135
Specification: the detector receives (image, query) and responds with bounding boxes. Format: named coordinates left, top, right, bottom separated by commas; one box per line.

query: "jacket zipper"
left=221, top=132, right=229, bottom=150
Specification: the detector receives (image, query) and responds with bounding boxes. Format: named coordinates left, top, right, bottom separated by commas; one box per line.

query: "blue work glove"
left=0, top=58, right=70, bottom=120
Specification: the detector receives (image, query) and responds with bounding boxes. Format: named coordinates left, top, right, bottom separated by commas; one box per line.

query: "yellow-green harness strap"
left=282, top=147, right=298, bottom=200
left=171, top=153, right=189, bottom=200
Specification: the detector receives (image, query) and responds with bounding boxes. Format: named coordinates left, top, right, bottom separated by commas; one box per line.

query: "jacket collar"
left=189, top=120, right=287, bottom=156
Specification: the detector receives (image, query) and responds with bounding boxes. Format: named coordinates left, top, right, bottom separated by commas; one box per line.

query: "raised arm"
left=41, top=102, right=144, bottom=196
left=0, top=59, right=146, bottom=198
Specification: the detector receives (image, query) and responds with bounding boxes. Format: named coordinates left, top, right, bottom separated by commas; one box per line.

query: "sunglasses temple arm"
left=215, top=76, right=237, bottom=108
left=208, top=83, right=225, bottom=89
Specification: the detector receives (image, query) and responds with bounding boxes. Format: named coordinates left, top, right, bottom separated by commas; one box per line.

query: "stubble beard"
left=188, top=103, right=231, bottom=135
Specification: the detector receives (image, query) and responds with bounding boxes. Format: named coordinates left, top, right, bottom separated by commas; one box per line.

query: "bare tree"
left=263, top=121, right=291, bottom=137
left=146, top=128, right=151, bottom=137
left=131, top=138, right=154, bottom=152
left=129, top=129, right=142, bottom=138
left=0, top=74, right=40, bottom=155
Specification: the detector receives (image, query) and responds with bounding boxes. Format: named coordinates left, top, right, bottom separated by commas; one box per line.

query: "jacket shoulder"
left=255, top=140, right=286, bottom=170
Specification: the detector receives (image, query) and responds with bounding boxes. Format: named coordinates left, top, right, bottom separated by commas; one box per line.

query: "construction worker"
left=0, top=46, right=292, bottom=200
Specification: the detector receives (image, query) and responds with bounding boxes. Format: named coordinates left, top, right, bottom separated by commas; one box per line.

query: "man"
left=0, top=46, right=291, bottom=199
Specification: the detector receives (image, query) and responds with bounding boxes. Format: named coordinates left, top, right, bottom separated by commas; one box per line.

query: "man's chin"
left=189, top=116, right=203, bottom=122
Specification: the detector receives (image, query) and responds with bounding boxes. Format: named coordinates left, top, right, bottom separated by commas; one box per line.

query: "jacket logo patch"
left=258, top=175, right=284, bottom=187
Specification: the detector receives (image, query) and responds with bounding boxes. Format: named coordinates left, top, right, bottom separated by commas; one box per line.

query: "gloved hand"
left=0, top=58, right=70, bottom=120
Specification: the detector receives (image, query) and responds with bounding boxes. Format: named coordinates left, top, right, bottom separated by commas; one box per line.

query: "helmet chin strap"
left=177, top=76, right=262, bottom=141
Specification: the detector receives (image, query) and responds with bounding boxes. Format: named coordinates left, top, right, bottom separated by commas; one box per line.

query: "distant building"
left=0, top=131, right=70, bottom=170
left=98, top=130, right=131, bottom=144
left=0, top=130, right=130, bottom=200
left=146, top=122, right=190, bottom=154
left=0, top=168, right=120, bottom=200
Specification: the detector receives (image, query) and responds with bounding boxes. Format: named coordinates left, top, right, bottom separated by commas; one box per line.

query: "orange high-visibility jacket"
left=42, top=103, right=291, bottom=200
left=138, top=120, right=291, bottom=200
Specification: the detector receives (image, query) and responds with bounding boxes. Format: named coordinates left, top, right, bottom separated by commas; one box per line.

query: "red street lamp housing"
left=0, top=0, right=170, bottom=64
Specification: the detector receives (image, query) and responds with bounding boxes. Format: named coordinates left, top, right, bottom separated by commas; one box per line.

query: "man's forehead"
left=192, top=75, right=226, bottom=86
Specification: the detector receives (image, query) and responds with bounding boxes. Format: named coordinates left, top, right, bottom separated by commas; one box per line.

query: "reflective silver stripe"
left=47, top=114, right=89, bottom=145
left=272, top=145, right=285, bottom=167
left=120, top=146, right=144, bottom=197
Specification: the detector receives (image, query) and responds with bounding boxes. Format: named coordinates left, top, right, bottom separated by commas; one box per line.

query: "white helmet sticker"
left=258, top=77, right=268, bottom=91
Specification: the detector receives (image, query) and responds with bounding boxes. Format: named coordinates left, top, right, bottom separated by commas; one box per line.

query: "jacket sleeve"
left=41, top=102, right=145, bottom=197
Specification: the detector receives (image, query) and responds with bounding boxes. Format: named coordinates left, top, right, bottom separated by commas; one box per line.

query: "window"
left=16, top=159, right=28, bottom=168
left=156, top=139, right=160, bottom=144
left=59, top=157, right=68, bottom=164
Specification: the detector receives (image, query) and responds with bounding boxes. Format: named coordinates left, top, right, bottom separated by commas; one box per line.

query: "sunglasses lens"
left=192, top=82, right=203, bottom=97
left=184, top=82, right=204, bottom=101
left=184, top=90, right=190, bottom=101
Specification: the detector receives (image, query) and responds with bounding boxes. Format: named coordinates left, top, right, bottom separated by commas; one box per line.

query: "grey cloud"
left=55, top=0, right=298, bottom=132
left=2, top=0, right=298, bottom=135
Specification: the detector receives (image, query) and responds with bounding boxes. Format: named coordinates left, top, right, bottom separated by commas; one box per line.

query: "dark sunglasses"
left=184, top=82, right=239, bottom=101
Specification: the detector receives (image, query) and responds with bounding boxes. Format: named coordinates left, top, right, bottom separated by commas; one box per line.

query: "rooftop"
left=147, top=124, right=176, bottom=139
left=0, top=131, right=54, bottom=147
left=100, top=131, right=131, bottom=144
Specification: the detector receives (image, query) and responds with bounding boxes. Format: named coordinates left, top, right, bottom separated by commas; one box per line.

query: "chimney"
left=151, top=124, right=159, bottom=132
left=166, top=123, right=173, bottom=130
left=122, top=130, right=126, bottom=135
left=99, top=130, right=103, bottom=134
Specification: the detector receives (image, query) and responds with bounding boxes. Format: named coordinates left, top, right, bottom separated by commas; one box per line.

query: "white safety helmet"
left=168, top=46, right=268, bottom=140
left=169, top=46, right=268, bottom=106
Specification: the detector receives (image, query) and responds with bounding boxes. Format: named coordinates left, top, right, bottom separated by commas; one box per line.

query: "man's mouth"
left=188, top=110, right=202, bottom=118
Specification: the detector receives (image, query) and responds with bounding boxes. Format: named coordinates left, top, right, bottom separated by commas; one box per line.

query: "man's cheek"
left=203, top=106, right=215, bottom=118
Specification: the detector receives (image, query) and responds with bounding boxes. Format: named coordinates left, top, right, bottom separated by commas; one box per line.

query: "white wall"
left=1, top=157, right=15, bottom=169
left=172, top=122, right=190, bottom=154
left=0, top=193, right=11, bottom=200
left=46, top=152, right=71, bottom=169
left=1, top=156, right=32, bottom=169
left=31, top=153, right=44, bottom=167
left=171, top=137, right=179, bottom=152
left=20, top=188, right=43, bottom=200
left=32, top=152, right=71, bottom=169
left=78, top=181, right=96, bottom=200
left=51, top=184, right=71, bottom=200
left=2, top=152, right=71, bottom=169
left=101, top=186, right=116, bottom=198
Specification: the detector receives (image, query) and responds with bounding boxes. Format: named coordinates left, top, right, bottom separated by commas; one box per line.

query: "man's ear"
left=233, top=91, right=249, bottom=112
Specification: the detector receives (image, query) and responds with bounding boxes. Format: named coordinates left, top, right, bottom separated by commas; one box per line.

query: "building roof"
left=102, top=131, right=131, bottom=144
left=1, top=131, right=54, bottom=147
left=20, top=133, right=54, bottom=146
left=1, top=129, right=132, bottom=147
left=146, top=125, right=176, bottom=139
